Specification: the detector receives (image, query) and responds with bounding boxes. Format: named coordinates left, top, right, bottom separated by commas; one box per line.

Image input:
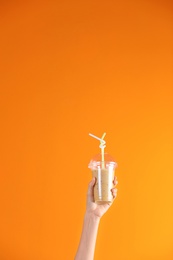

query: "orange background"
left=0, top=0, right=173, bottom=259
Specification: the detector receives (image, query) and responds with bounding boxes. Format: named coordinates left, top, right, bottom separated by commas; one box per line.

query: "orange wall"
left=0, top=1, right=173, bottom=259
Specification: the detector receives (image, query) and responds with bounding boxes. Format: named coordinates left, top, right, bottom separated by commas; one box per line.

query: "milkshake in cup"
left=88, top=133, right=117, bottom=204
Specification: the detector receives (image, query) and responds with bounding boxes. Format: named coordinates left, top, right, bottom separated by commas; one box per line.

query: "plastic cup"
left=88, top=153, right=117, bottom=204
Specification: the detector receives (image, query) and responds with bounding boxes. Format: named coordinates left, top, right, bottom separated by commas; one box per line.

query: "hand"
left=86, top=176, right=118, bottom=219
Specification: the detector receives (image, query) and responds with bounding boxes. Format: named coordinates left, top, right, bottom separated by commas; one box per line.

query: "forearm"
left=75, top=212, right=100, bottom=260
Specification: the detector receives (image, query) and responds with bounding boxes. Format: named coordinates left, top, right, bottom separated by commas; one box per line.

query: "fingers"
left=113, top=176, right=118, bottom=186
left=87, top=177, right=118, bottom=205
left=111, top=187, right=118, bottom=199
left=112, top=176, right=118, bottom=199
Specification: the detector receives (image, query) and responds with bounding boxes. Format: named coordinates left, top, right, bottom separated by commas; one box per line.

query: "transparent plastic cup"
left=88, top=153, right=117, bottom=204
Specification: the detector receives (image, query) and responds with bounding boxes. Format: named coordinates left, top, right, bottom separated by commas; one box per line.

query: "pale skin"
left=75, top=176, right=118, bottom=260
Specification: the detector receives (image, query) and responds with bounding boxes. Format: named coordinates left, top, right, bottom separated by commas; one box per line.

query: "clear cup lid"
left=88, top=153, right=117, bottom=169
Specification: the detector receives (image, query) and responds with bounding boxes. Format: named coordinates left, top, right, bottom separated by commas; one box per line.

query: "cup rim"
left=88, top=160, right=117, bottom=169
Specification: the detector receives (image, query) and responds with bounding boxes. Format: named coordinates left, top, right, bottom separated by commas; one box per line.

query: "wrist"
left=85, top=211, right=101, bottom=223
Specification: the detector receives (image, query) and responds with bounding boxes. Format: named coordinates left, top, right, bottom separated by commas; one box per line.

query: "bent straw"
left=89, top=133, right=106, bottom=144
left=89, top=133, right=106, bottom=168
left=100, top=133, right=106, bottom=166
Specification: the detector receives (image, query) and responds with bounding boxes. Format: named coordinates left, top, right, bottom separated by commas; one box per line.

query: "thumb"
left=87, top=177, right=96, bottom=201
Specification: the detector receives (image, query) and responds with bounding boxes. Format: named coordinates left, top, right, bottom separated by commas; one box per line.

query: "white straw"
left=89, top=133, right=106, bottom=168
left=89, top=133, right=106, bottom=145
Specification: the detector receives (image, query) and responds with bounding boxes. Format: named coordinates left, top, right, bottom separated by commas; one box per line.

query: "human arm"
left=75, top=177, right=118, bottom=260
